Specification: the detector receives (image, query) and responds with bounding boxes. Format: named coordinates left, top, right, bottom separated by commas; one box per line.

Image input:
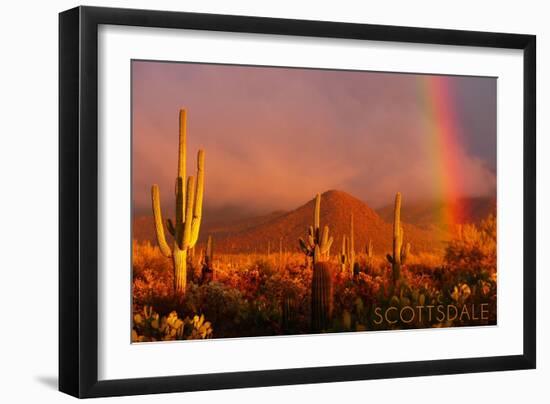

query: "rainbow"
left=418, top=75, right=468, bottom=228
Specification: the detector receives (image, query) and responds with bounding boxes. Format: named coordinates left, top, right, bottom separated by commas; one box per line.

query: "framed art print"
left=59, top=6, right=536, bottom=398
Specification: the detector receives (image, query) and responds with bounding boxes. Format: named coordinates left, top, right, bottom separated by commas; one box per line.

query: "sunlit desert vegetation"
left=132, top=208, right=496, bottom=342
left=131, top=109, right=497, bottom=342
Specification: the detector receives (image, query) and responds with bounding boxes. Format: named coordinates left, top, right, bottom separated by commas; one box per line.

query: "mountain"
left=134, top=190, right=448, bottom=255
left=375, top=196, right=496, bottom=230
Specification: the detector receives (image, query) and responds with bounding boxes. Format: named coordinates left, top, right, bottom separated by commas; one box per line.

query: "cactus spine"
left=298, top=193, right=333, bottom=265
left=151, top=109, right=205, bottom=299
left=311, top=261, right=334, bottom=332
left=339, top=214, right=355, bottom=276
left=386, top=192, right=404, bottom=284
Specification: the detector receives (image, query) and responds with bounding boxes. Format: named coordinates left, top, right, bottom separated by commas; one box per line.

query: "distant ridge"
left=376, top=196, right=496, bottom=230
left=134, top=190, right=448, bottom=255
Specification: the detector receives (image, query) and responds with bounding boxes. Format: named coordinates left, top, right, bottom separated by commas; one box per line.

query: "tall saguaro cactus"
left=386, top=192, right=404, bottom=284
left=299, top=193, right=334, bottom=265
left=151, top=109, right=205, bottom=299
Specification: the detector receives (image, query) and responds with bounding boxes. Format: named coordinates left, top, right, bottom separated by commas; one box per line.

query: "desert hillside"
left=134, top=190, right=449, bottom=255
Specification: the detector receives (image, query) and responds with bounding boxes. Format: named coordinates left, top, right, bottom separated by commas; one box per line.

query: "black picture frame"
left=59, top=5, right=536, bottom=398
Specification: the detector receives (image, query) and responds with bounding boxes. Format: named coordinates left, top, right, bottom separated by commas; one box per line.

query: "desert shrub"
left=132, top=305, right=213, bottom=342
left=183, top=281, right=248, bottom=337
left=132, top=241, right=175, bottom=312
left=133, top=241, right=172, bottom=279
left=406, top=252, right=445, bottom=279
left=444, top=214, right=496, bottom=283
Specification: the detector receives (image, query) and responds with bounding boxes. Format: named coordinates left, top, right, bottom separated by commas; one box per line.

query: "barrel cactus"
left=151, top=109, right=205, bottom=299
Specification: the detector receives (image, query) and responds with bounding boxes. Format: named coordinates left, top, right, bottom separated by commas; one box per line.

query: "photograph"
left=131, top=60, right=498, bottom=342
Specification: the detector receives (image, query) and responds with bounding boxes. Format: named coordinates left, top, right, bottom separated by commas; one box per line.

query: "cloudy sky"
left=132, top=61, right=496, bottom=215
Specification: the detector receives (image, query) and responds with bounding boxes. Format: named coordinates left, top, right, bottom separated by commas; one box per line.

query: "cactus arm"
left=178, top=109, right=187, bottom=194
left=321, top=225, right=329, bottom=248
left=319, top=225, right=332, bottom=257
left=190, top=218, right=201, bottom=248
left=189, top=150, right=205, bottom=247
left=175, top=177, right=185, bottom=248
left=151, top=185, right=172, bottom=258
left=299, top=238, right=312, bottom=255
left=307, top=226, right=315, bottom=248
left=314, top=193, right=321, bottom=232
left=182, top=176, right=196, bottom=249
left=325, top=236, right=334, bottom=253
left=175, top=109, right=187, bottom=249
left=193, top=150, right=205, bottom=220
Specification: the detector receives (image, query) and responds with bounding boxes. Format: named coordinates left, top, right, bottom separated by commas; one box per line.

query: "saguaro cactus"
left=298, top=193, right=334, bottom=265
left=311, top=261, right=334, bottom=332
left=340, top=235, right=348, bottom=272
left=366, top=239, right=374, bottom=259
left=386, top=192, right=404, bottom=284
left=151, top=109, right=205, bottom=299
left=201, top=235, right=214, bottom=284
left=339, top=214, right=356, bottom=276
left=401, top=242, right=411, bottom=264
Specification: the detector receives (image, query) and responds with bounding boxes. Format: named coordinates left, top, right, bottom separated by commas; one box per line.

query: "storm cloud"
left=132, top=61, right=496, bottom=215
